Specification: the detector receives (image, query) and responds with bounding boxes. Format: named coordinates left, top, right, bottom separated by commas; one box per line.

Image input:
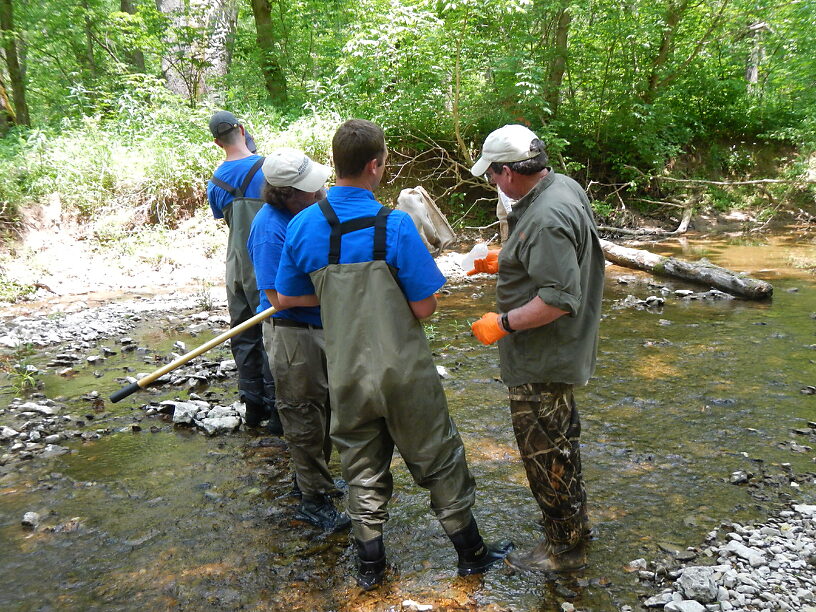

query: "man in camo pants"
left=469, top=124, right=604, bottom=572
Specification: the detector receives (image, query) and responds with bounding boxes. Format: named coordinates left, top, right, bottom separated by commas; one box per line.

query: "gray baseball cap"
left=209, top=111, right=241, bottom=137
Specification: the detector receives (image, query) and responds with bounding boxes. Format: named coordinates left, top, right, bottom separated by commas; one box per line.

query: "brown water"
left=1, top=230, right=815, bottom=611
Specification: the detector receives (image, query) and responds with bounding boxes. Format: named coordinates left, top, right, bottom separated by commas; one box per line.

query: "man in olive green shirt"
left=470, top=124, right=604, bottom=572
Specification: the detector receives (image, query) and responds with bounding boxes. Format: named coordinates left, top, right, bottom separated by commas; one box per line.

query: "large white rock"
left=665, top=601, right=706, bottom=612
left=197, top=416, right=240, bottom=436
left=171, top=402, right=199, bottom=424
left=678, top=566, right=720, bottom=604
left=0, top=426, right=19, bottom=440
left=17, top=402, right=56, bottom=416
left=724, top=540, right=766, bottom=567
left=207, top=405, right=238, bottom=419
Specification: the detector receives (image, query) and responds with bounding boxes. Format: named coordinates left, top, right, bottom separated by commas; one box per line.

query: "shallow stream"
left=1, top=229, right=815, bottom=611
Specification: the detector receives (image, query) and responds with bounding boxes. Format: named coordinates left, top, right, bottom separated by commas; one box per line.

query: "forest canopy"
left=0, top=0, right=815, bottom=228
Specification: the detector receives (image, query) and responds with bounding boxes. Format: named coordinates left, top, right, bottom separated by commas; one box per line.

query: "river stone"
left=171, top=402, right=199, bottom=424
left=22, top=511, right=40, bottom=528
left=197, top=416, right=240, bottom=436
left=17, top=402, right=56, bottom=416
left=643, top=592, right=674, bottom=607
left=41, top=444, right=69, bottom=458
left=0, top=426, right=19, bottom=440
left=207, top=406, right=237, bottom=419
left=665, top=601, right=706, bottom=612
left=678, top=566, right=719, bottom=603
left=724, top=540, right=766, bottom=566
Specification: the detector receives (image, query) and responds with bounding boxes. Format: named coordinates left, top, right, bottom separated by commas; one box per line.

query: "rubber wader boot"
left=506, top=539, right=587, bottom=573
left=243, top=400, right=266, bottom=428
left=294, top=494, right=351, bottom=533
left=265, top=406, right=284, bottom=436
left=355, top=536, right=386, bottom=591
left=448, top=519, right=514, bottom=576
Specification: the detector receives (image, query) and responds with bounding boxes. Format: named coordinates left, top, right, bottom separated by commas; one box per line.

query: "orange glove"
left=467, top=250, right=500, bottom=276
left=471, top=312, right=509, bottom=345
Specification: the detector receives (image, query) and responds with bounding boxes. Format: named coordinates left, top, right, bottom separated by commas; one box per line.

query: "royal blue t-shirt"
left=207, top=155, right=266, bottom=219
left=247, top=203, right=323, bottom=326
left=275, top=186, right=446, bottom=302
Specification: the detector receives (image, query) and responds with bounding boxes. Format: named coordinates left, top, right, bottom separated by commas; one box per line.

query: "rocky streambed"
left=2, top=240, right=816, bottom=610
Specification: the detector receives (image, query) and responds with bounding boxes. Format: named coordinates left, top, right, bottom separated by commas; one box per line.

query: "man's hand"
left=471, top=312, right=509, bottom=345
left=467, top=250, right=499, bottom=276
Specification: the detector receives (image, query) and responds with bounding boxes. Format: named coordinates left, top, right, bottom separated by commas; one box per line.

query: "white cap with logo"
left=470, top=124, right=540, bottom=177
left=262, top=148, right=332, bottom=192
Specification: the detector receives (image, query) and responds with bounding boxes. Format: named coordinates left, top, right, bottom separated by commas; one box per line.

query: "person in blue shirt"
left=246, top=148, right=349, bottom=533
left=275, top=119, right=511, bottom=590
left=207, top=111, right=279, bottom=433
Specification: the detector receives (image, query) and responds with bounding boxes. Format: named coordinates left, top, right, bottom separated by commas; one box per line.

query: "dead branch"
left=597, top=204, right=694, bottom=237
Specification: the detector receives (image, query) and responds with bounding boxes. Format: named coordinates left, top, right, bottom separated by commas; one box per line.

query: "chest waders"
left=309, top=199, right=476, bottom=543
left=209, top=158, right=276, bottom=418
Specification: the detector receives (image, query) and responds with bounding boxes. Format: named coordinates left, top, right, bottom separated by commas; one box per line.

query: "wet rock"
left=22, top=511, right=40, bottom=528
left=402, top=600, right=433, bottom=611
left=16, top=402, right=56, bottom=416
left=642, top=591, right=674, bottom=607
left=40, top=444, right=69, bottom=458
left=626, top=558, right=648, bottom=572
left=730, top=471, right=750, bottom=484
left=197, top=416, right=240, bottom=436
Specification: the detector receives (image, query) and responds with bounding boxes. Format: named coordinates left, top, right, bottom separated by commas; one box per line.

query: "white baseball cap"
left=262, top=148, right=332, bottom=192
left=470, top=124, right=540, bottom=176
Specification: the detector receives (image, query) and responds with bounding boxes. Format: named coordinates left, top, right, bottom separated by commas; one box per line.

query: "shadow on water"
left=1, top=229, right=816, bottom=610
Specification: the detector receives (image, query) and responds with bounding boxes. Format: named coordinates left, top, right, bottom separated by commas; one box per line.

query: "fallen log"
left=600, top=239, right=773, bottom=300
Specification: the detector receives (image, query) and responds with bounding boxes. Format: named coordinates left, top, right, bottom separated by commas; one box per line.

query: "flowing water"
left=1, top=229, right=815, bottom=611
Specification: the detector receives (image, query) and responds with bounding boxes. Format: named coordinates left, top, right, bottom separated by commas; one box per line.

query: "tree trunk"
left=204, top=0, right=237, bottom=100
left=545, top=6, right=570, bottom=118
left=156, top=0, right=237, bottom=103
left=600, top=239, right=773, bottom=299
left=642, top=0, right=687, bottom=105
left=120, top=0, right=146, bottom=72
left=0, top=0, right=30, bottom=126
left=156, top=0, right=191, bottom=98
left=81, top=0, right=98, bottom=78
left=0, top=75, right=15, bottom=134
left=249, top=0, right=287, bottom=103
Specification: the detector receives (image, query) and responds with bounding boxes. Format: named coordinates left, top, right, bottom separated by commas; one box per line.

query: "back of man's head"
left=332, top=119, right=386, bottom=178
left=209, top=110, right=256, bottom=151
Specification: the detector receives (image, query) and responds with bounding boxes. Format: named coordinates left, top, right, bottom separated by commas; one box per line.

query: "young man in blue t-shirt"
left=207, top=111, right=279, bottom=433
left=246, top=149, right=349, bottom=533
left=275, top=119, right=511, bottom=590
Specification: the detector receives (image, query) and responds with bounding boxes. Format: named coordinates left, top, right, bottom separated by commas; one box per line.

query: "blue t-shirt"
left=207, top=155, right=266, bottom=219
left=247, top=203, right=323, bottom=326
left=275, top=186, right=446, bottom=301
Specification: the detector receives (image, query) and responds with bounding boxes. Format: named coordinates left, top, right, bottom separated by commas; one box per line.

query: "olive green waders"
left=210, top=159, right=276, bottom=414
left=310, top=200, right=476, bottom=543
left=262, top=320, right=334, bottom=495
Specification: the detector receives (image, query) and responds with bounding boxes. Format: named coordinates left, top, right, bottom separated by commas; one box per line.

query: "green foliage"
left=0, top=343, right=38, bottom=395
left=0, top=0, right=813, bottom=233
left=0, top=274, right=35, bottom=303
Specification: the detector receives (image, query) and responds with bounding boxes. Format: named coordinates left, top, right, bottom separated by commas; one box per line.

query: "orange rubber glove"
left=471, top=312, right=509, bottom=345
left=467, top=250, right=500, bottom=276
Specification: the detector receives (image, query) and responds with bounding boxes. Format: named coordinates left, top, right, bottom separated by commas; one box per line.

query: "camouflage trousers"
left=508, top=382, right=587, bottom=552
